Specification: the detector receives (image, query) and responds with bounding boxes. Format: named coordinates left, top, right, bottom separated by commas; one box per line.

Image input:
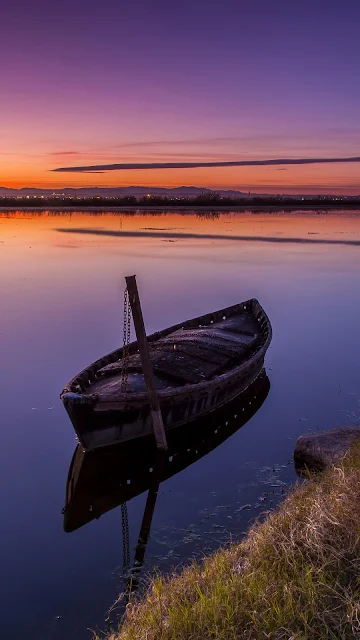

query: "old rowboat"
left=61, top=298, right=272, bottom=451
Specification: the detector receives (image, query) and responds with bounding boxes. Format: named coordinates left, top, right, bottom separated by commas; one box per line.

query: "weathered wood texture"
left=125, top=275, right=167, bottom=451
left=92, top=311, right=260, bottom=395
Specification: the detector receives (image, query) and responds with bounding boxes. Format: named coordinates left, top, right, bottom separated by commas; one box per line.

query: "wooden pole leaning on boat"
left=125, top=275, right=168, bottom=451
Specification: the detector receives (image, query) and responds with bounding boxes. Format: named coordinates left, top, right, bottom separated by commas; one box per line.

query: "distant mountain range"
left=0, top=186, right=358, bottom=199
left=0, top=186, right=250, bottom=198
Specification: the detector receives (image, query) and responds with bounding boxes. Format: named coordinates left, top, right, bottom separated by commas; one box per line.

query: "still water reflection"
left=64, top=372, right=270, bottom=587
left=1, top=209, right=360, bottom=639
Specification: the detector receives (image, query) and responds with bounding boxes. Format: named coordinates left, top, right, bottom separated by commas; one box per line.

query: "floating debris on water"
left=236, top=504, right=252, bottom=512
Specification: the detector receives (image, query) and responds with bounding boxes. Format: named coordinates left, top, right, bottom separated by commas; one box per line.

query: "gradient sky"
left=1, top=0, right=360, bottom=193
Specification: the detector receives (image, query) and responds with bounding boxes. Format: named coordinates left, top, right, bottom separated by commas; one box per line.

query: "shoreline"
left=101, top=444, right=360, bottom=640
left=1, top=204, right=360, bottom=214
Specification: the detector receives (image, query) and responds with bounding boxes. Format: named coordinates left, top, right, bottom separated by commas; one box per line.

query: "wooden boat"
left=63, top=370, right=270, bottom=532
left=61, top=298, right=272, bottom=451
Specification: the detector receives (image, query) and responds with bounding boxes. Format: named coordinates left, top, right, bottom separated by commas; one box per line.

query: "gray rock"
left=294, top=426, right=360, bottom=473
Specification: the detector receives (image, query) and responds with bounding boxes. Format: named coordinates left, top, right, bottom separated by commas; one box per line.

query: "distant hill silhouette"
left=0, top=185, right=249, bottom=198
left=1, top=186, right=359, bottom=200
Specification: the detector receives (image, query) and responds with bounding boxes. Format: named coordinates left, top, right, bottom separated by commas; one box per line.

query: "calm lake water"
left=1, top=208, right=360, bottom=639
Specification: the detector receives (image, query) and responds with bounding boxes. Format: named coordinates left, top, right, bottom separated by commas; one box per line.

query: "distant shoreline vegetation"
left=1, top=193, right=360, bottom=208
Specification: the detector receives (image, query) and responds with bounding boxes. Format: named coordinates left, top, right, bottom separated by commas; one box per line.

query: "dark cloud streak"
left=53, top=156, right=360, bottom=173
left=51, top=151, right=80, bottom=156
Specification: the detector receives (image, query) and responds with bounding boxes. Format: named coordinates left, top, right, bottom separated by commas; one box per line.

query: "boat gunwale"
left=60, top=298, right=272, bottom=405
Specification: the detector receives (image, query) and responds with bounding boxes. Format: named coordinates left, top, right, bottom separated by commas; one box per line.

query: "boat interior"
left=87, top=310, right=262, bottom=395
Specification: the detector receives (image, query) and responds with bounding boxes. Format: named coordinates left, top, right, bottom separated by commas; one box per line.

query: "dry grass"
left=100, top=447, right=360, bottom=640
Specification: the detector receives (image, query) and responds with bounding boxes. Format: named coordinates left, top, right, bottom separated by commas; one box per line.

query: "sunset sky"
left=1, top=0, right=360, bottom=193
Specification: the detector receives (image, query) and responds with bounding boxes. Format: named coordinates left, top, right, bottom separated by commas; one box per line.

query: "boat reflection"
left=63, top=370, right=270, bottom=534
left=63, top=370, right=270, bottom=593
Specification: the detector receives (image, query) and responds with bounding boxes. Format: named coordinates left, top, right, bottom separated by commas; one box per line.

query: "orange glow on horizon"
left=1, top=166, right=360, bottom=195
left=1, top=152, right=360, bottom=194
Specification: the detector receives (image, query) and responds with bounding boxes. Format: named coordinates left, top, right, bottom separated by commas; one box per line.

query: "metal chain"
left=121, top=287, right=132, bottom=393
left=121, top=502, right=130, bottom=570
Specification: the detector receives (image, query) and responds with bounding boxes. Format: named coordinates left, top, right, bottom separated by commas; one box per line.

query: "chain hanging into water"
left=121, top=286, right=132, bottom=393
left=121, top=502, right=130, bottom=570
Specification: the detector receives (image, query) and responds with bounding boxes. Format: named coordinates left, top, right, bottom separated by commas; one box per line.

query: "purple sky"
left=1, top=0, right=360, bottom=192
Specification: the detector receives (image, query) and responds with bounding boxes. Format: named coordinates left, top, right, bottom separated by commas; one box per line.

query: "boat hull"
left=62, top=350, right=265, bottom=450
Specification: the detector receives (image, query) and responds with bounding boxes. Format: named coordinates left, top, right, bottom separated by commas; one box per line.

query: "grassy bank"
left=103, top=448, right=360, bottom=640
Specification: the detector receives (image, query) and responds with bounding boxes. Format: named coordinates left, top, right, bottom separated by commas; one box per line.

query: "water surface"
left=1, top=209, right=360, bottom=639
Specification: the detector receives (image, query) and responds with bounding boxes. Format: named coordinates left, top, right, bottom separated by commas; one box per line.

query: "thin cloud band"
left=52, top=156, right=360, bottom=173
